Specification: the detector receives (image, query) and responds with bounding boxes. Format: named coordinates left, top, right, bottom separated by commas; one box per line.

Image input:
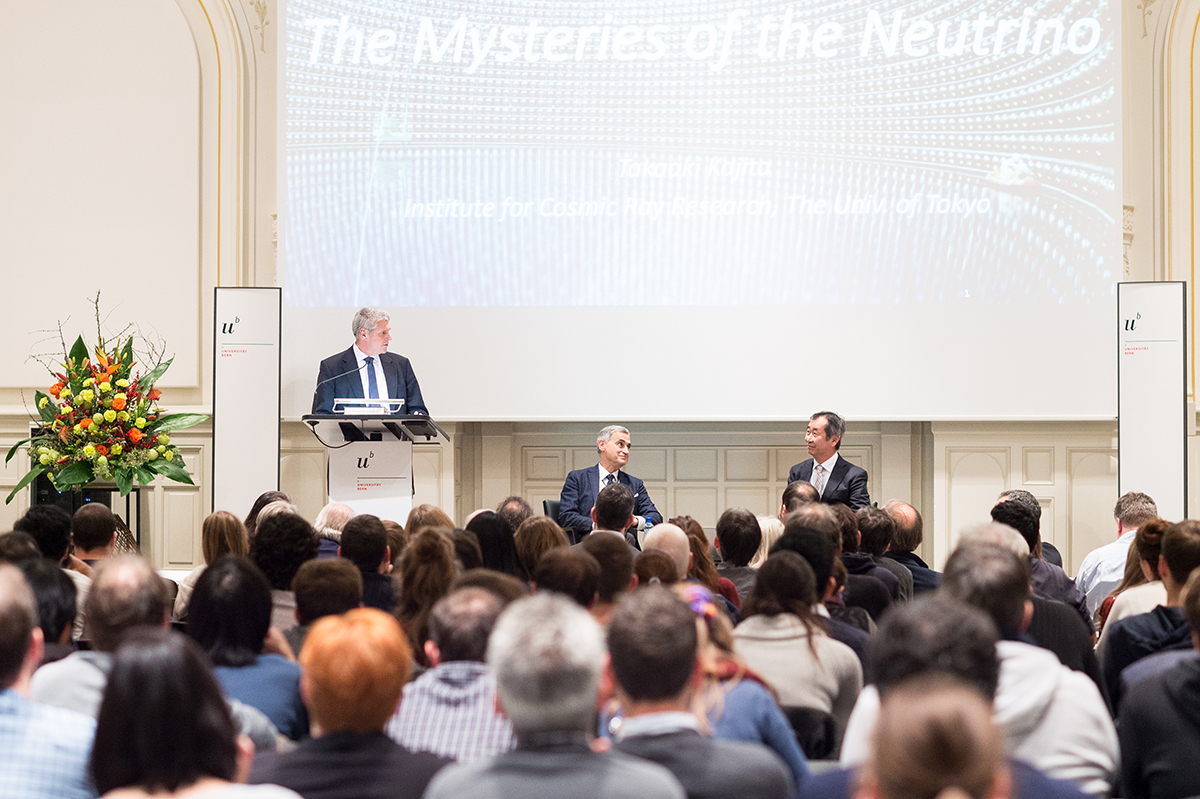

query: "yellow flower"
left=73, top=424, right=83, bottom=434
left=38, top=454, right=50, bottom=465
left=157, top=445, right=166, bottom=453
left=79, top=389, right=94, bottom=403
left=146, top=449, right=159, bottom=461
left=38, top=397, right=48, bottom=409
left=92, top=413, right=104, bottom=426
left=82, top=444, right=96, bottom=458
left=46, top=472, right=54, bottom=481
left=116, top=379, right=128, bottom=388
left=110, top=443, right=123, bottom=456
left=96, top=455, right=108, bottom=467
left=82, top=378, right=94, bottom=387
left=164, top=451, right=174, bottom=462
left=61, top=405, right=73, bottom=414
left=59, top=388, right=71, bottom=399
left=99, top=381, right=111, bottom=392
left=104, top=410, right=117, bottom=423
left=117, top=411, right=130, bottom=423
left=158, top=434, right=171, bottom=446
left=135, top=417, right=146, bottom=429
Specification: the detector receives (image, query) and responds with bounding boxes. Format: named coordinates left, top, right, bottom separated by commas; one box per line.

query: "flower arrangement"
left=5, top=312, right=207, bottom=503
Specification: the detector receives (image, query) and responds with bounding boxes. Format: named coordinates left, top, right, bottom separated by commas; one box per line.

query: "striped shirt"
left=0, top=688, right=96, bottom=798
left=386, top=661, right=515, bottom=762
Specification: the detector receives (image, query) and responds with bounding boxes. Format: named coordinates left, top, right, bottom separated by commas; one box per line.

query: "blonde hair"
left=404, top=504, right=454, bottom=536
left=750, top=516, right=783, bottom=568
left=201, top=511, right=248, bottom=565
left=300, top=608, right=411, bottom=733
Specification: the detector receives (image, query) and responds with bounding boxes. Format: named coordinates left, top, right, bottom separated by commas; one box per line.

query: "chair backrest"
left=781, top=705, right=836, bottom=760
left=543, top=499, right=561, bottom=523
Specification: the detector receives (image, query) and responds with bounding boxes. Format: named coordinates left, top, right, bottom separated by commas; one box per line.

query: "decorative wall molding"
left=1123, top=204, right=1134, bottom=278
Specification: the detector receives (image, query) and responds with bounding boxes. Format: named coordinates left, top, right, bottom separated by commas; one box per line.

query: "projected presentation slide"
left=284, top=0, right=1118, bottom=309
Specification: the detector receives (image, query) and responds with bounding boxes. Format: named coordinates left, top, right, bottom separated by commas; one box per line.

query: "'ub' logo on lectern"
left=221, top=316, right=241, bottom=334
left=357, top=451, right=374, bottom=469
left=1125, top=312, right=1141, bottom=331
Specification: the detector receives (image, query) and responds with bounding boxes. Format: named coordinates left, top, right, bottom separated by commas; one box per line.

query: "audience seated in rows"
left=250, top=609, right=450, bottom=799
left=607, top=586, right=793, bottom=799
left=465, top=511, right=524, bottom=581
left=174, top=509, right=248, bottom=621
left=714, top=508, right=761, bottom=601
left=424, top=593, right=686, bottom=799
left=513, top=516, right=568, bottom=580
left=580, top=532, right=636, bottom=626
left=1077, top=492, right=1160, bottom=625
left=750, top=515, right=783, bottom=568
left=71, top=504, right=117, bottom=567
left=386, top=587, right=515, bottom=761
left=189, top=554, right=308, bottom=740
left=285, top=558, right=363, bottom=655
left=827, top=504, right=894, bottom=621
left=251, top=513, right=319, bottom=631
left=14, top=504, right=90, bottom=639
left=17, top=557, right=77, bottom=666
left=532, top=546, right=601, bottom=607
left=243, top=491, right=291, bottom=538
left=857, top=507, right=914, bottom=602
left=312, top=502, right=355, bottom=559
left=494, top=496, right=534, bottom=541
left=396, top=527, right=456, bottom=668
left=674, top=515, right=741, bottom=610
left=880, top=500, right=940, bottom=593
left=449, top=528, right=483, bottom=571
left=1097, top=518, right=1168, bottom=645
left=635, top=548, right=680, bottom=586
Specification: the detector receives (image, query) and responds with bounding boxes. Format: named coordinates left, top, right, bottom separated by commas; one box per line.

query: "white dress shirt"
left=811, top=452, right=840, bottom=496
left=353, top=343, right=391, bottom=402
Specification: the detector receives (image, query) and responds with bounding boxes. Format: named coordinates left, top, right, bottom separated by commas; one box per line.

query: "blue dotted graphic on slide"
left=284, top=0, right=1119, bottom=308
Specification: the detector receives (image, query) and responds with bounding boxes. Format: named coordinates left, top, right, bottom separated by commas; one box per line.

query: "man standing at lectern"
left=558, top=426, right=663, bottom=537
left=312, top=307, right=428, bottom=415
left=787, top=411, right=871, bottom=509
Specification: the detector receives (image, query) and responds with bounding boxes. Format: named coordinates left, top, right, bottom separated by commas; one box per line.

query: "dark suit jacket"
left=312, top=346, right=427, bottom=415
left=614, top=728, right=793, bottom=799
left=787, top=457, right=871, bottom=509
left=558, top=467, right=662, bottom=533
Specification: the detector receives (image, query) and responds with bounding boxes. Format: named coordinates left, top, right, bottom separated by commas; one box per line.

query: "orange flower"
left=95, top=445, right=108, bottom=456
left=79, top=418, right=91, bottom=429
left=127, top=428, right=144, bottom=444
left=49, top=383, right=64, bottom=398
left=111, top=396, right=126, bottom=410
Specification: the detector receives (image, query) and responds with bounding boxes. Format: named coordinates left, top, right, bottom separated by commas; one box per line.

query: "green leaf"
left=114, top=467, right=134, bottom=497
left=5, top=437, right=31, bottom=465
left=5, top=466, right=45, bottom=505
left=147, top=458, right=194, bottom=485
left=135, top=467, right=155, bottom=485
left=68, top=336, right=89, bottom=365
left=34, top=391, right=57, bottom=423
left=121, top=338, right=134, bottom=368
left=147, top=413, right=208, bottom=434
left=53, top=461, right=94, bottom=490
left=140, top=357, right=174, bottom=388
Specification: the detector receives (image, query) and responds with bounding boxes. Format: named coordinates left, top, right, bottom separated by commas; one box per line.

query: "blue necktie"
left=364, top=356, right=379, bottom=399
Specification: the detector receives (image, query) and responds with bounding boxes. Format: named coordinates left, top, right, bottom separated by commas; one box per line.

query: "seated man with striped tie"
left=787, top=411, right=871, bottom=510
left=312, top=306, right=428, bottom=415
left=557, top=425, right=663, bottom=541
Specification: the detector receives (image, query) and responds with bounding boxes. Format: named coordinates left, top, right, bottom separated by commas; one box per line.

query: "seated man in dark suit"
left=881, top=500, right=940, bottom=594
left=607, top=586, right=793, bottom=799
left=312, top=306, right=427, bottom=415
left=787, top=411, right=870, bottom=510
left=558, top=425, right=662, bottom=537
left=425, top=594, right=685, bottom=799
left=338, top=514, right=395, bottom=612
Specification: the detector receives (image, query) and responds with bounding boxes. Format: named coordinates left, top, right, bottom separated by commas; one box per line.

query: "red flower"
left=148, top=389, right=162, bottom=401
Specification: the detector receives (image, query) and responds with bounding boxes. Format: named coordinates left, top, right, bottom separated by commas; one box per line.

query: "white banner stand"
left=212, top=288, right=281, bottom=516
left=1117, top=282, right=1187, bottom=520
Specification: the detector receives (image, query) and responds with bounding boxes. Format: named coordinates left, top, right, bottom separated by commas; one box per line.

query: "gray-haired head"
left=351, top=307, right=390, bottom=339
left=596, top=425, right=630, bottom=452
left=487, top=593, right=605, bottom=735
left=955, top=522, right=1030, bottom=558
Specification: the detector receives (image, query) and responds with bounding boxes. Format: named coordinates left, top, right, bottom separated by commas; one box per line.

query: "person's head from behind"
left=487, top=593, right=605, bottom=736
left=300, top=608, right=410, bottom=734
left=1134, top=518, right=1169, bottom=581
left=593, top=482, right=635, bottom=532
left=786, top=503, right=845, bottom=553
left=17, top=558, right=76, bottom=646
left=14, top=504, right=73, bottom=561
left=857, top=676, right=1010, bottom=799
left=404, top=504, right=454, bottom=537
left=0, top=531, right=40, bottom=564
left=466, top=511, right=523, bottom=579
left=643, top=523, right=690, bottom=579
left=72, top=503, right=116, bottom=556
left=244, top=490, right=290, bottom=536
left=313, top=502, right=355, bottom=534
left=752, top=516, right=784, bottom=567
left=942, top=543, right=1031, bottom=639
left=91, top=629, right=244, bottom=794
left=87, top=555, right=171, bottom=652
left=532, top=547, right=600, bottom=608
left=497, top=496, right=534, bottom=534
left=634, top=549, right=679, bottom=587
left=606, top=586, right=699, bottom=708
left=451, top=568, right=529, bottom=605
left=292, top=558, right=363, bottom=627
left=250, top=512, right=318, bottom=591
left=515, top=517, right=569, bottom=579
left=188, top=555, right=272, bottom=667
left=581, top=532, right=636, bottom=605
left=398, top=528, right=457, bottom=615
left=770, top=527, right=837, bottom=602
left=885, top=500, right=924, bottom=553
left=744, top=550, right=818, bottom=621
left=867, top=594, right=1000, bottom=702
left=0, top=564, right=40, bottom=690
left=1182, top=569, right=1200, bottom=652
left=1114, top=491, right=1158, bottom=532
left=715, top=508, right=761, bottom=568
left=339, top=514, right=389, bottom=574
left=989, top=500, right=1040, bottom=558
left=857, top=506, right=896, bottom=558
left=781, top=480, right=820, bottom=517
left=202, top=510, right=248, bottom=565
left=1160, top=520, right=1200, bottom=595
left=426, top=587, right=504, bottom=665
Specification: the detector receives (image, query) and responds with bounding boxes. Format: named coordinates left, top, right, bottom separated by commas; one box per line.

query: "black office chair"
left=542, top=499, right=561, bottom=523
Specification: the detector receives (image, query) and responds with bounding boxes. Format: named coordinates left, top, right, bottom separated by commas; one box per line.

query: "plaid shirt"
left=386, top=661, right=515, bottom=762
left=0, top=688, right=96, bottom=798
